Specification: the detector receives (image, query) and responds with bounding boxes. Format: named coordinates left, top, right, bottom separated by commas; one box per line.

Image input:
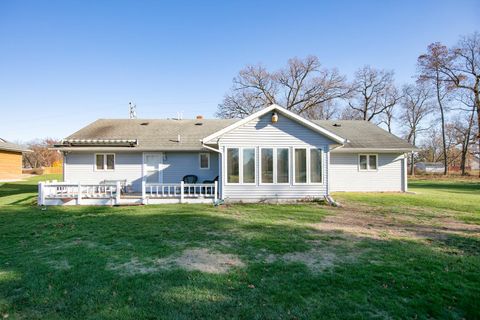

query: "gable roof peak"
left=202, top=104, right=346, bottom=144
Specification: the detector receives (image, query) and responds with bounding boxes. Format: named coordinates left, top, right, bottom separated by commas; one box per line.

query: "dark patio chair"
left=182, top=175, right=198, bottom=196
left=202, top=176, right=219, bottom=195
left=182, top=175, right=198, bottom=184
left=202, top=176, right=218, bottom=184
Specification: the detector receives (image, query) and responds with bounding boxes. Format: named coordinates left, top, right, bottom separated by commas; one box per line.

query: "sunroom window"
left=294, top=149, right=307, bottom=183
left=261, top=148, right=274, bottom=183
left=227, top=148, right=239, bottom=183
left=243, top=148, right=255, bottom=183
left=310, top=149, right=322, bottom=183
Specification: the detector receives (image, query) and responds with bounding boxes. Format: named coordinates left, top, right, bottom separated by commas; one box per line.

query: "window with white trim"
left=359, top=154, right=378, bottom=171
left=226, top=148, right=240, bottom=183
left=294, top=149, right=307, bottom=183
left=294, top=148, right=323, bottom=184
left=261, top=148, right=274, bottom=183
left=242, top=148, right=256, bottom=184
left=199, top=153, right=210, bottom=169
left=276, top=148, right=289, bottom=183
left=310, top=149, right=322, bottom=183
left=259, top=147, right=290, bottom=184
left=95, top=154, right=115, bottom=171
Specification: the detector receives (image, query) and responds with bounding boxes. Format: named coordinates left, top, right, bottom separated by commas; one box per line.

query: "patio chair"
left=202, top=176, right=218, bottom=184
left=182, top=175, right=198, bottom=196
left=202, top=176, right=218, bottom=195
left=182, top=175, right=198, bottom=184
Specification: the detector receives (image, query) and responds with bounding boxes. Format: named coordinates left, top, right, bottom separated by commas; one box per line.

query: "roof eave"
left=332, top=147, right=420, bottom=153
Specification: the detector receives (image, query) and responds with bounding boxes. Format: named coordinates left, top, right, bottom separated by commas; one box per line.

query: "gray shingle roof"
left=0, top=138, right=30, bottom=153
left=59, top=118, right=415, bottom=152
left=314, top=120, right=415, bottom=151
left=62, top=119, right=238, bottom=151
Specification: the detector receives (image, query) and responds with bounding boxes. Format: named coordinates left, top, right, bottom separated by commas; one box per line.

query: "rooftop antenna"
left=129, top=102, right=137, bottom=119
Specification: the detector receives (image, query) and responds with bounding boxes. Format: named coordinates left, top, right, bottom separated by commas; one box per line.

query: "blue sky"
left=0, top=0, right=478, bottom=141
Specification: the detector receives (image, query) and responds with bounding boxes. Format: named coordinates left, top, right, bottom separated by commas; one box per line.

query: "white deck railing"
left=143, top=181, right=217, bottom=201
left=38, top=180, right=217, bottom=205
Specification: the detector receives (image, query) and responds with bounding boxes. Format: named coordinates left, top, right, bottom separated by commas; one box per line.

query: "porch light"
left=271, top=112, right=278, bottom=123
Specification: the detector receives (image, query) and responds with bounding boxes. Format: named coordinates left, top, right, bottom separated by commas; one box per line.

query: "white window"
left=226, top=148, right=239, bottom=183
left=242, top=148, right=256, bottom=184
left=261, top=148, right=274, bottom=183
left=293, top=148, right=323, bottom=184
left=95, top=153, right=115, bottom=171
left=259, top=147, right=290, bottom=184
left=310, top=149, right=322, bottom=183
left=359, top=154, right=378, bottom=171
left=199, top=153, right=210, bottom=169
left=227, top=147, right=256, bottom=184
left=294, top=149, right=307, bottom=183
left=276, top=148, right=289, bottom=184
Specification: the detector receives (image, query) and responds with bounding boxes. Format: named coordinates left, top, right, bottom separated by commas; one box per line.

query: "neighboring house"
left=414, top=162, right=445, bottom=174
left=0, top=138, right=30, bottom=180
left=41, top=105, right=416, bottom=205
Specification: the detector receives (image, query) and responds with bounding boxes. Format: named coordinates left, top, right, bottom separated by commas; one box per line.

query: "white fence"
left=38, top=180, right=217, bottom=206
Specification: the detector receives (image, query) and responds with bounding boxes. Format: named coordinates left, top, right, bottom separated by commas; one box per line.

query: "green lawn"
left=0, top=176, right=479, bottom=319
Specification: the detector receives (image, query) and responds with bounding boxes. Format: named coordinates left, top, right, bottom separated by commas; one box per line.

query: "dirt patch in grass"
left=260, top=239, right=363, bottom=273
left=310, top=204, right=480, bottom=242
left=171, top=248, right=244, bottom=273
left=107, top=248, right=245, bottom=276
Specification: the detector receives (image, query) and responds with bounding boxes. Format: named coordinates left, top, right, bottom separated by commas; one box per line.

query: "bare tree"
left=418, top=127, right=443, bottom=163
left=400, top=83, right=433, bottom=174
left=347, top=66, right=401, bottom=123
left=433, top=32, right=480, bottom=165
left=23, top=138, right=62, bottom=168
left=216, top=56, right=351, bottom=119
left=451, top=90, right=477, bottom=175
left=418, top=42, right=453, bottom=175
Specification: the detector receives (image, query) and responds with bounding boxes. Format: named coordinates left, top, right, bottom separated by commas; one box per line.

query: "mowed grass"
left=333, top=178, right=480, bottom=224
left=0, top=176, right=479, bottom=319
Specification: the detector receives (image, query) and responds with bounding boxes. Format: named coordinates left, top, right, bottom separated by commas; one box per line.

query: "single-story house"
left=0, top=138, right=30, bottom=180
left=40, top=104, right=416, bottom=205
left=414, top=162, right=445, bottom=174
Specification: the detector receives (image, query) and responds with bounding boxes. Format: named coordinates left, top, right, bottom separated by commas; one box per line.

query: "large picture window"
left=294, top=149, right=307, bottom=183
left=261, top=148, right=274, bottom=183
left=227, top=148, right=239, bottom=183
left=95, top=154, right=115, bottom=171
left=243, top=148, right=256, bottom=183
left=310, top=149, right=322, bottom=183
left=277, top=148, right=289, bottom=183
left=293, top=148, right=323, bottom=184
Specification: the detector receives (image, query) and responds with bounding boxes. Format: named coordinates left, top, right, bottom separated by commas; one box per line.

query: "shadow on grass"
left=0, top=205, right=479, bottom=319
left=410, top=181, right=480, bottom=193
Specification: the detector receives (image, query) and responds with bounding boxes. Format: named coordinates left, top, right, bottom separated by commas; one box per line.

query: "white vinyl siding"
left=330, top=152, right=405, bottom=192
left=219, top=113, right=333, bottom=201
left=66, top=152, right=142, bottom=190
left=64, top=151, right=219, bottom=192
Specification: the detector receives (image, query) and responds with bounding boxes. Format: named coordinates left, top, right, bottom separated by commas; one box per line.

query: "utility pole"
left=129, top=102, right=137, bottom=119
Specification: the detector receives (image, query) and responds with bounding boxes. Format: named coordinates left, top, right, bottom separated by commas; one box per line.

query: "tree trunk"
left=474, top=82, right=480, bottom=178
left=410, top=135, right=416, bottom=176
left=436, top=73, right=448, bottom=175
